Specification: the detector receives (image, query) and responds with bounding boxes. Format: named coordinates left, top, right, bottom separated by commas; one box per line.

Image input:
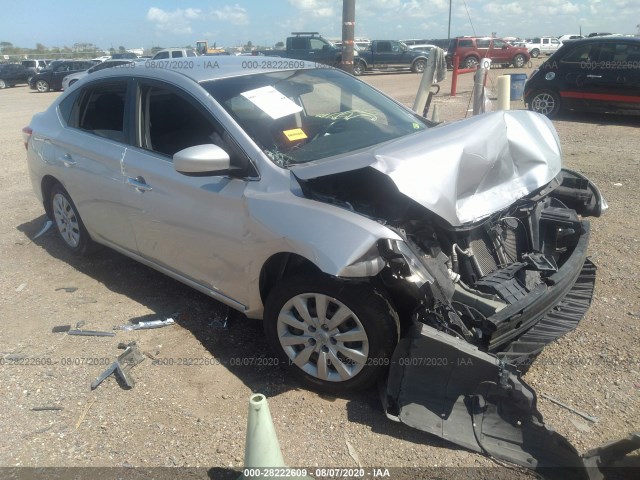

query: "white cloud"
left=288, top=0, right=336, bottom=18
left=212, top=4, right=249, bottom=26
left=146, top=7, right=201, bottom=35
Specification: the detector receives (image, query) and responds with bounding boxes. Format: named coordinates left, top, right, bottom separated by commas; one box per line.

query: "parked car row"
left=0, top=63, right=32, bottom=88
left=28, top=60, right=96, bottom=92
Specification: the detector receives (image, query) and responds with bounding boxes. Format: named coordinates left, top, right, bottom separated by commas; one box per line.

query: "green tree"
left=36, top=42, right=46, bottom=52
left=275, top=41, right=284, bottom=49
left=118, top=46, right=126, bottom=52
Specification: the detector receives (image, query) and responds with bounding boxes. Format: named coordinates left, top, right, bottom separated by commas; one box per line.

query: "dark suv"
left=447, top=36, right=530, bottom=69
left=0, top=64, right=31, bottom=88
left=524, top=37, right=640, bottom=118
left=29, top=60, right=95, bottom=92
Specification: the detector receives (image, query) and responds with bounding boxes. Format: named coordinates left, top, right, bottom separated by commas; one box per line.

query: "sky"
left=2, top=0, right=639, bottom=50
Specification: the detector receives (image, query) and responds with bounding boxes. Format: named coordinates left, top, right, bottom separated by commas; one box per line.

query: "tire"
left=530, top=49, right=540, bottom=58
left=528, top=90, right=561, bottom=118
left=36, top=79, right=50, bottom=93
left=352, top=60, right=365, bottom=76
left=513, top=54, right=526, bottom=68
left=463, top=56, right=478, bottom=69
left=412, top=59, right=427, bottom=73
left=49, top=184, right=95, bottom=255
left=264, top=275, right=399, bottom=393
left=0, top=79, right=6, bottom=89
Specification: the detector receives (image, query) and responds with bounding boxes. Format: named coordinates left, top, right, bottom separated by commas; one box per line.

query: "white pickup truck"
left=518, top=37, right=562, bottom=57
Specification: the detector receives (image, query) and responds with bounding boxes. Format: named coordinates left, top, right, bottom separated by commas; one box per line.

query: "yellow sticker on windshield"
left=412, top=122, right=421, bottom=129
left=283, top=128, right=308, bottom=141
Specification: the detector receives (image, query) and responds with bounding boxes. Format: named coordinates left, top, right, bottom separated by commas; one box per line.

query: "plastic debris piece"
left=32, top=220, right=54, bottom=240
left=31, top=406, right=64, bottom=411
left=67, top=329, right=115, bottom=337
left=55, top=287, right=78, bottom=293
left=15, top=283, right=27, bottom=292
left=52, top=325, right=71, bottom=333
left=115, top=318, right=175, bottom=331
left=91, top=345, right=146, bottom=390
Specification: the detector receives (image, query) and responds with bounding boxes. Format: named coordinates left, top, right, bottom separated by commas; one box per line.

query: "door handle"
left=126, top=176, right=153, bottom=192
left=586, top=74, right=602, bottom=78
left=62, top=153, right=76, bottom=167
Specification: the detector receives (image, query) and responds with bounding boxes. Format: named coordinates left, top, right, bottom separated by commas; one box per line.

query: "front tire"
left=36, top=79, right=50, bottom=93
left=49, top=184, right=95, bottom=255
left=0, top=79, right=6, bottom=89
left=528, top=90, right=561, bottom=118
left=264, top=275, right=399, bottom=393
left=352, top=60, right=365, bottom=76
left=513, top=54, right=526, bottom=68
left=412, top=59, right=427, bottom=73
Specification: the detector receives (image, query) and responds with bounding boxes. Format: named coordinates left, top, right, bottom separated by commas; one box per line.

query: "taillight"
left=22, top=126, right=32, bottom=150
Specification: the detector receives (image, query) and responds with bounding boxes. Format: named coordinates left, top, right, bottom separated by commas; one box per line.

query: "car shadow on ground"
left=555, top=110, right=640, bottom=127
left=17, top=214, right=456, bottom=453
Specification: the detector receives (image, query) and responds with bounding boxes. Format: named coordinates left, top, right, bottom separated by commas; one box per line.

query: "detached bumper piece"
left=384, top=325, right=640, bottom=479
left=496, top=258, right=596, bottom=367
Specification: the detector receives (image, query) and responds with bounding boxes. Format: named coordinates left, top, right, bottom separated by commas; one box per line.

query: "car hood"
left=290, top=110, right=562, bottom=226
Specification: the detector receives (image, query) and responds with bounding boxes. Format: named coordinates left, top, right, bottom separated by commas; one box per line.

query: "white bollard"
left=497, top=75, right=511, bottom=110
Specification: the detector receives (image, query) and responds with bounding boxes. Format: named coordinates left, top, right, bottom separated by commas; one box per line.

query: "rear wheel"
left=36, top=79, right=49, bottom=93
left=528, top=90, right=561, bottom=118
left=0, top=79, right=6, bottom=89
left=49, top=184, right=95, bottom=255
left=530, top=49, right=540, bottom=58
left=264, top=275, right=399, bottom=393
left=412, top=59, right=427, bottom=73
left=463, top=56, right=478, bottom=69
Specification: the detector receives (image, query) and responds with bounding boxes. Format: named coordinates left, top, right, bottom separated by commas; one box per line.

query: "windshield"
left=203, top=68, right=427, bottom=166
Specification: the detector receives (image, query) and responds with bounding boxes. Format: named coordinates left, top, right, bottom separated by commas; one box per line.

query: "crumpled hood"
left=291, top=110, right=562, bottom=226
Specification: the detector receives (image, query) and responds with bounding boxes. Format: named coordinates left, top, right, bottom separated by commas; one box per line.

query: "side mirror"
left=174, top=144, right=231, bottom=177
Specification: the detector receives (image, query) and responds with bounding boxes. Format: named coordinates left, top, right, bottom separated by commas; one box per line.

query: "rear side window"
left=476, top=39, right=490, bottom=48
left=172, top=51, right=184, bottom=58
left=65, top=81, right=129, bottom=143
left=458, top=39, right=473, bottom=48
left=561, top=44, right=599, bottom=63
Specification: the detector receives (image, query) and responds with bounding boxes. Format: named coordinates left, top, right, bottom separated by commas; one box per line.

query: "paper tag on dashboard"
left=241, top=86, right=302, bottom=119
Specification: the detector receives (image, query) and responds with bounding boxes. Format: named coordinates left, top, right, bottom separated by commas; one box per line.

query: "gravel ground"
left=0, top=61, right=638, bottom=479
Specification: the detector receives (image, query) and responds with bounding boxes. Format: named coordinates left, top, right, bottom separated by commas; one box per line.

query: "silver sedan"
left=24, top=56, right=605, bottom=393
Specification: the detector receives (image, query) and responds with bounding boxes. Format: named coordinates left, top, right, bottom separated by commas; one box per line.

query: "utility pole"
left=448, top=0, right=452, bottom=41
left=341, top=0, right=355, bottom=74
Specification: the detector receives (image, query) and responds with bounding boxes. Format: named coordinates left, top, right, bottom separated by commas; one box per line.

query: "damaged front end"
left=290, top=110, right=633, bottom=474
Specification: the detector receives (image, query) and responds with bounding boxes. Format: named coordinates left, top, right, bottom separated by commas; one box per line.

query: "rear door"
left=52, top=79, right=137, bottom=250
left=556, top=41, right=602, bottom=111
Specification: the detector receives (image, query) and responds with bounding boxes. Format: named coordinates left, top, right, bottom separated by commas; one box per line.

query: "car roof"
left=562, top=36, right=640, bottom=44
left=89, top=55, right=316, bottom=84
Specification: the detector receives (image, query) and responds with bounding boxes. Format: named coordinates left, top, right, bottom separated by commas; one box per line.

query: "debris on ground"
left=114, top=318, right=175, bottom=331
left=91, top=345, right=146, bottom=390
left=67, top=329, right=116, bottom=337
left=30, top=406, right=64, bottom=411
left=541, top=393, right=599, bottom=423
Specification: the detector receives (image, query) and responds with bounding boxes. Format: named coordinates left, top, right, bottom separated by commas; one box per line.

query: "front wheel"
left=36, top=79, right=49, bottom=93
left=49, top=184, right=95, bottom=255
left=0, top=79, right=6, bottom=89
left=352, top=60, right=365, bottom=76
left=528, top=90, right=561, bottom=118
left=264, top=275, right=399, bottom=393
left=513, top=54, right=526, bottom=68
left=412, top=59, right=426, bottom=73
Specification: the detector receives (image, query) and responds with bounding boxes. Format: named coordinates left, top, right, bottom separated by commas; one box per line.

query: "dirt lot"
left=0, top=62, right=638, bottom=479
